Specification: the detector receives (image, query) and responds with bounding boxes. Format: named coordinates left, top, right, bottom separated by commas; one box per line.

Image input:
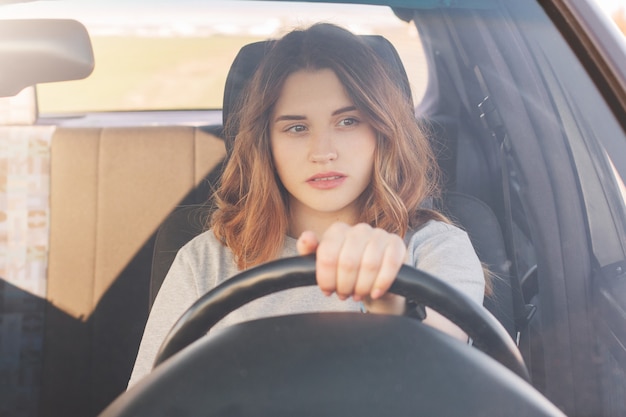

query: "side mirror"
left=0, top=19, right=94, bottom=97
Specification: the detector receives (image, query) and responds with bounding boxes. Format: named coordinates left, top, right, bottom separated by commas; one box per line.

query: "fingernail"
left=322, top=290, right=332, bottom=297
left=338, top=294, right=347, bottom=301
left=352, top=295, right=362, bottom=302
left=370, top=288, right=382, bottom=299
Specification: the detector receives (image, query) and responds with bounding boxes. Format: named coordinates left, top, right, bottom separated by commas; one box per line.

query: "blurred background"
left=597, top=0, right=626, bottom=32
left=1, top=0, right=624, bottom=114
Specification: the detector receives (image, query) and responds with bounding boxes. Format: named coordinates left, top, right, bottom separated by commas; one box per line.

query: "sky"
left=0, top=1, right=405, bottom=36
left=595, top=0, right=624, bottom=14
left=594, top=0, right=625, bottom=34
left=1, top=0, right=624, bottom=32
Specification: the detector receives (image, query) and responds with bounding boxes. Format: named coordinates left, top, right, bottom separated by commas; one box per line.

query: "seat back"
left=438, top=192, right=515, bottom=338
left=150, top=205, right=210, bottom=309
left=43, top=126, right=226, bottom=416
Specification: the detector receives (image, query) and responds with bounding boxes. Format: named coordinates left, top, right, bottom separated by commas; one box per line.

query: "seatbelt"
left=439, top=11, right=536, bottom=343
left=476, top=87, right=537, bottom=344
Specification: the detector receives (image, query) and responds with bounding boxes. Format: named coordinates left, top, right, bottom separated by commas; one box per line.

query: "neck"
left=287, top=202, right=359, bottom=239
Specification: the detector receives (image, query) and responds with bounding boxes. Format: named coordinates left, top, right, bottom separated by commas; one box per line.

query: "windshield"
left=1, top=1, right=626, bottom=417
left=2, top=0, right=428, bottom=113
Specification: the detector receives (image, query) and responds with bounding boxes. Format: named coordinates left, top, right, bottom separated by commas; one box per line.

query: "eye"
left=338, top=117, right=359, bottom=127
left=286, top=124, right=307, bottom=133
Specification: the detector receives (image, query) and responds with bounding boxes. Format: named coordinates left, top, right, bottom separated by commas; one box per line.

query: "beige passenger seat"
left=43, top=124, right=225, bottom=416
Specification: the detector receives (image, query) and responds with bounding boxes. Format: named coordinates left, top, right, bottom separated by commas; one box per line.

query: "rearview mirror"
left=0, top=19, right=94, bottom=97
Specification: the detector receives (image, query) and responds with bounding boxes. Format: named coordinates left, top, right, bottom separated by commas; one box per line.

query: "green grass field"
left=37, top=35, right=265, bottom=113
left=37, top=31, right=427, bottom=114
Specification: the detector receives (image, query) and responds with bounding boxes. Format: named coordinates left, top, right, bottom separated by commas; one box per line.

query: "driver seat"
left=149, top=35, right=516, bottom=339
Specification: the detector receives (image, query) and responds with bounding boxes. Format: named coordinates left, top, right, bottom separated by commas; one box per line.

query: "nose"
left=308, top=128, right=337, bottom=163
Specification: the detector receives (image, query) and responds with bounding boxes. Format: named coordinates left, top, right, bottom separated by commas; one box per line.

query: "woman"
left=128, top=23, right=484, bottom=387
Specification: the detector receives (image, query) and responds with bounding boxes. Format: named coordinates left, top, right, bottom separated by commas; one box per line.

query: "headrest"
left=222, top=35, right=412, bottom=154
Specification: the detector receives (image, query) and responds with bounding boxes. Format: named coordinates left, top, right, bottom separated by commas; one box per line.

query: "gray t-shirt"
left=128, top=220, right=484, bottom=387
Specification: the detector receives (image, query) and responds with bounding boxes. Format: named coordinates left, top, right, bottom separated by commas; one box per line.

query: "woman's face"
left=270, top=68, right=376, bottom=231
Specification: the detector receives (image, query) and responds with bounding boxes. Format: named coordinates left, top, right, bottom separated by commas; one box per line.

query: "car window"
left=2, top=0, right=427, bottom=114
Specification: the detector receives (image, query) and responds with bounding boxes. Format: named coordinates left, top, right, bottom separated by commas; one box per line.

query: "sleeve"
left=127, top=249, right=200, bottom=388
left=408, top=222, right=485, bottom=306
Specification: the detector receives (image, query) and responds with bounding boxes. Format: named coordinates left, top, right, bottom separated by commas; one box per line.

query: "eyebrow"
left=332, top=106, right=357, bottom=116
left=273, top=106, right=357, bottom=123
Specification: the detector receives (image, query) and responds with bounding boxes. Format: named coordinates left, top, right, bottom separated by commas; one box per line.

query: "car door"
left=411, top=0, right=626, bottom=415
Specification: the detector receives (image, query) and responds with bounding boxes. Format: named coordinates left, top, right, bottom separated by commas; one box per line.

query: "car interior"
left=1, top=1, right=625, bottom=416
left=6, top=22, right=533, bottom=417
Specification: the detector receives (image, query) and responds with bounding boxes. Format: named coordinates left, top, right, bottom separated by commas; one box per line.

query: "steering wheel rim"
left=153, top=255, right=528, bottom=380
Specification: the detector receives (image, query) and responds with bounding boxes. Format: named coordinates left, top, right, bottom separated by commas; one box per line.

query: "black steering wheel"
left=154, top=255, right=528, bottom=380
left=101, top=255, right=568, bottom=417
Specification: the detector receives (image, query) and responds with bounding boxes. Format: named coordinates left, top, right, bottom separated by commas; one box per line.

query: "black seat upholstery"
left=149, top=205, right=210, bottom=309
left=149, top=34, right=516, bottom=339
left=437, top=192, right=515, bottom=337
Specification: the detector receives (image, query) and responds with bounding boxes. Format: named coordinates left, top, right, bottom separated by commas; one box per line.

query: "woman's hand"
left=296, top=222, right=406, bottom=314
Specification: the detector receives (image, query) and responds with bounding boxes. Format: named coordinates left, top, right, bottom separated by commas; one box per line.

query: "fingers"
left=352, top=230, right=387, bottom=299
left=375, top=234, right=407, bottom=297
left=315, top=222, right=351, bottom=298
left=296, top=230, right=319, bottom=255
left=313, top=222, right=407, bottom=301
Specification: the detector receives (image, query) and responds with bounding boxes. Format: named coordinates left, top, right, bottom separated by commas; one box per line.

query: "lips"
left=310, top=175, right=343, bottom=182
left=306, top=172, right=347, bottom=189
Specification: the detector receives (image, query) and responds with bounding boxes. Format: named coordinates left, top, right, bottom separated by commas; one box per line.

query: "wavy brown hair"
left=212, top=23, right=446, bottom=270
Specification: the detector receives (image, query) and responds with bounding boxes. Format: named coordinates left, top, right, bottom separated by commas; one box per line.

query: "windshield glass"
left=2, top=0, right=427, bottom=113
left=2, top=1, right=626, bottom=417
